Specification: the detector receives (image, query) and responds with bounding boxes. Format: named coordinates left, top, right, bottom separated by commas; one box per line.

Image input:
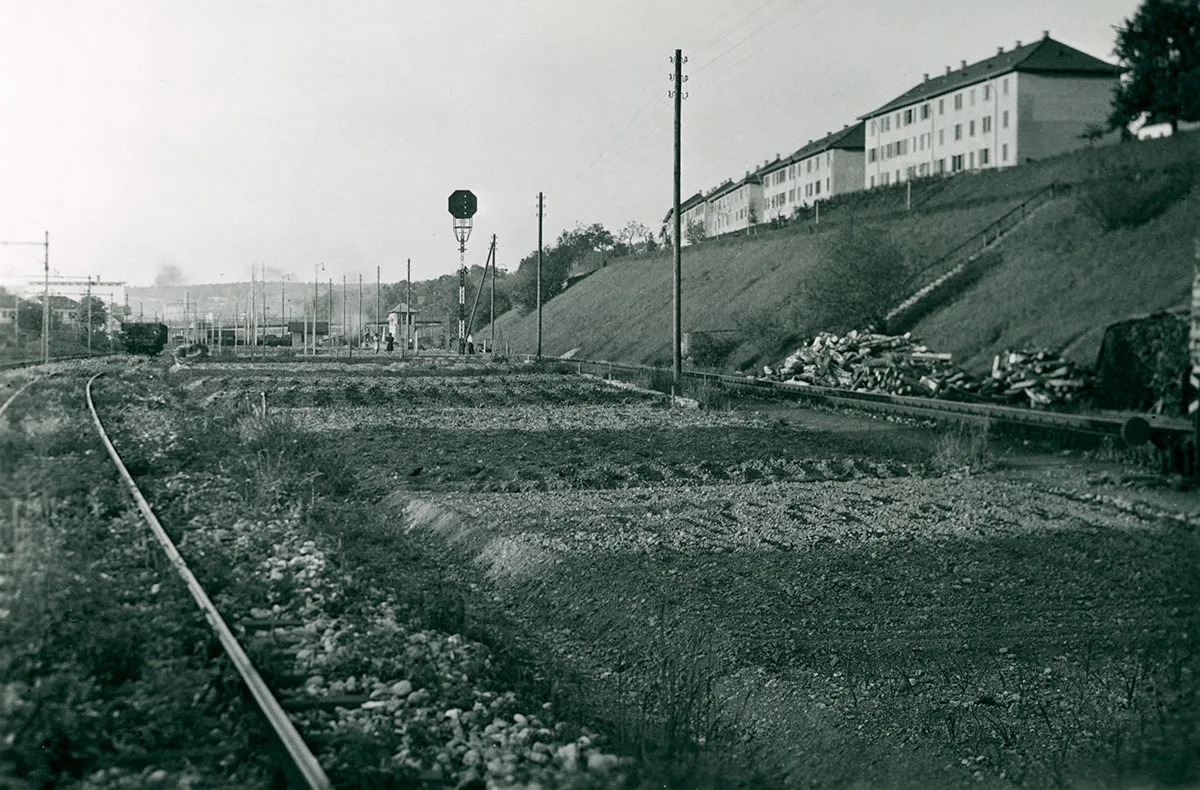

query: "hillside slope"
left=489, top=133, right=1198, bottom=373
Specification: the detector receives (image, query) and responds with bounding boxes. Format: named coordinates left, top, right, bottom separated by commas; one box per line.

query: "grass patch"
left=931, top=418, right=993, bottom=474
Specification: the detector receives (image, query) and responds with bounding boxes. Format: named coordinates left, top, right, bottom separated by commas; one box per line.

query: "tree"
left=509, top=222, right=617, bottom=311
left=1109, top=0, right=1200, bottom=134
left=684, top=219, right=707, bottom=245
left=801, top=224, right=911, bottom=333
left=78, top=295, right=108, bottom=334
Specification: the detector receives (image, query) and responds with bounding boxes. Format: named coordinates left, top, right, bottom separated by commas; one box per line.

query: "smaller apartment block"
left=861, top=32, right=1121, bottom=188
left=704, top=173, right=763, bottom=239
left=760, top=124, right=866, bottom=222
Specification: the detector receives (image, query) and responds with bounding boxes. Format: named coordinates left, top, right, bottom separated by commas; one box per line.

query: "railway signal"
left=449, top=189, right=477, bottom=355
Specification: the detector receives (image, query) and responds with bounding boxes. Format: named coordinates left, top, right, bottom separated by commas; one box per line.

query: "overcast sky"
left=0, top=0, right=1140, bottom=287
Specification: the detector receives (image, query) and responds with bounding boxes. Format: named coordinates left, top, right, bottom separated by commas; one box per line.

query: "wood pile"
left=763, top=331, right=1091, bottom=408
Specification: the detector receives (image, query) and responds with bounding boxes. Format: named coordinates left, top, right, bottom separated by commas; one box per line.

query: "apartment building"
left=706, top=174, right=763, bottom=237
left=861, top=32, right=1122, bottom=188
left=679, top=192, right=708, bottom=246
left=761, top=123, right=866, bottom=222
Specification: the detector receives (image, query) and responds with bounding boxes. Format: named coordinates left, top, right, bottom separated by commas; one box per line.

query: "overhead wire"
left=693, top=0, right=819, bottom=75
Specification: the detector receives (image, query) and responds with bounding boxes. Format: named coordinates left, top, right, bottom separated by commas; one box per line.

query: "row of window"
left=868, top=111, right=1010, bottom=162
left=766, top=177, right=833, bottom=212
left=762, top=151, right=834, bottom=185
left=870, top=77, right=1010, bottom=136
left=868, top=144, right=1009, bottom=186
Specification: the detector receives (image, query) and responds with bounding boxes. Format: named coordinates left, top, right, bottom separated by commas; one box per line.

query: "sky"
left=0, top=0, right=1142, bottom=288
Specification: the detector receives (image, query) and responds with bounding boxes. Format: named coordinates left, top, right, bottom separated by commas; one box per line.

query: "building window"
left=983, top=84, right=991, bottom=101
left=938, top=98, right=945, bottom=115
left=937, top=158, right=946, bottom=174
left=826, top=177, right=830, bottom=192
left=815, top=181, right=821, bottom=195
left=980, top=148, right=990, bottom=165
left=951, top=154, right=964, bottom=172
left=881, top=172, right=890, bottom=186
left=969, top=120, right=976, bottom=137
left=969, top=151, right=976, bottom=168
left=1003, top=77, right=1009, bottom=96
left=954, top=93, right=963, bottom=110
left=938, top=129, right=945, bottom=146
left=920, top=104, right=931, bottom=120
left=807, top=160, right=812, bottom=173
left=868, top=148, right=877, bottom=163
left=816, top=157, right=821, bottom=171
left=788, top=188, right=795, bottom=201
left=954, top=124, right=962, bottom=141
left=870, top=175, right=876, bottom=188
left=904, top=108, right=913, bottom=125
left=870, top=120, right=877, bottom=135
left=970, top=89, right=976, bottom=106
left=1002, top=110, right=1009, bottom=128
left=1002, top=143, right=1009, bottom=161
left=906, top=166, right=914, bottom=179
left=982, top=116, right=992, bottom=133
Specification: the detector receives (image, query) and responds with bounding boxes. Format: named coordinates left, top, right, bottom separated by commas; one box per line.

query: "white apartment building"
left=679, top=192, right=708, bottom=246
left=706, top=174, right=763, bottom=237
left=761, top=123, right=866, bottom=222
left=861, top=32, right=1122, bottom=189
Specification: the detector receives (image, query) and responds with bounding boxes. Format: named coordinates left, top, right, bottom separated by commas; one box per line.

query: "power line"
left=694, top=0, right=816, bottom=75
left=686, top=0, right=791, bottom=60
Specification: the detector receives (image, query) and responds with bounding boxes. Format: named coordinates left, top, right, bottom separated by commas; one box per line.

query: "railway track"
left=2, top=367, right=333, bottom=787
left=83, top=373, right=332, bottom=789
left=561, top=356, right=1192, bottom=451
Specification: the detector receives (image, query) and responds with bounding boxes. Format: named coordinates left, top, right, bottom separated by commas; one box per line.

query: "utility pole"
left=282, top=274, right=288, bottom=346
left=490, top=234, right=496, bottom=354
left=86, top=277, right=93, bottom=353
left=536, top=192, right=544, bottom=358
left=376, top=264, right=381, bottom=354
left=312, top=263, right=324, bottom=355
left=670, top=49, right=687, bottom=388
left=328, top=277, right=333, bottom=352
left=342, top=274, right=347, bottom=358
left=406, top=258, right=412, bottom=356
left=41, top=232, right=48, bottom=364
left=357, top=273, right=363, bottom=356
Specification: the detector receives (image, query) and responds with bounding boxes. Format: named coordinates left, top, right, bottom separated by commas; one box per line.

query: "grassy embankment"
left=487, top=132, right=1198, bottom=375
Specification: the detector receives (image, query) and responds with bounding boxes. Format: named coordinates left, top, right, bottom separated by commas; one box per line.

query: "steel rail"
left=85, top=373, right=332, bottom=790
left=559, top=356, right=1190, bottom=444
left=0, top=379, right=36, bottom=419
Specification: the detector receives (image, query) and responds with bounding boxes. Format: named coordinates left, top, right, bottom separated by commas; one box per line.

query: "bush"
left=802, top=223, right=911, bottom=333
left=931, top=419, right=993, bottom=474
left=1079, top=164, right=1196, bottom=230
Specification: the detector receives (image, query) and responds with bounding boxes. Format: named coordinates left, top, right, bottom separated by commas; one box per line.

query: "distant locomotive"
left=120, top=321, right=169, bottom=355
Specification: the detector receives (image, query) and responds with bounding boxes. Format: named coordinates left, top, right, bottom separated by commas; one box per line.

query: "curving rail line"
left=0, top=379, right=36, bottom=419
left=85, top=373, right=331, bottom=790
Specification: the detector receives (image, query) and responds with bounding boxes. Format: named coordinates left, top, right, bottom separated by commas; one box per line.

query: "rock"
left=587, top=752, right=620, bottom=771
left=407, top=688, right=430, bottom=705
left=556, top=743, right=579, bottom=771
left=461, top=749, right=481, bottom=766
left=391, top=679, right=412, bottom=696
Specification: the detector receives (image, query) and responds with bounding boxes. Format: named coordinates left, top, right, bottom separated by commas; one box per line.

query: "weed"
left=931, top=418, right=993, bottom=474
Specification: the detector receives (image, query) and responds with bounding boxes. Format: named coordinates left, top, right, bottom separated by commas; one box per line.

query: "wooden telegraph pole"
left=670, top=50, right=687, bottom=389
left=536, top=192, right=544, bottom=358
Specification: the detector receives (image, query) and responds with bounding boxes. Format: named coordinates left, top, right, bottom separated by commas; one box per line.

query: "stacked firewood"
left=763, top=331, right=1090, bottom=408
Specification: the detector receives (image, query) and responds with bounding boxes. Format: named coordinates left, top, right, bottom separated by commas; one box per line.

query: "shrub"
left=802, top=223, right=911, bottom=333
left=1079, top=164, right=1196, bottom=230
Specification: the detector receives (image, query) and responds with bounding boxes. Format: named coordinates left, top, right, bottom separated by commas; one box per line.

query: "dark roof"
left=860, top=35, right=1122, bottom=119
left=708, top=173, right=762, bottom=201
left=386, top=302, right=417, bottom=314
left=679, top=192, right=706, bottom=213
left=788, top=123, right=866, bottom=166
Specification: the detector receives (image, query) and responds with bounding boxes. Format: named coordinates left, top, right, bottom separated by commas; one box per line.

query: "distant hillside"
left=487, top=132, right=1198, bottom=374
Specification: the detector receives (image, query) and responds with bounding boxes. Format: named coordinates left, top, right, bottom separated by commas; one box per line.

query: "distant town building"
left=860, top=32, right=1122, bottom=188
left=707, top=173, right=763, bottom=237
left=760, top=124, right=866, bottom=222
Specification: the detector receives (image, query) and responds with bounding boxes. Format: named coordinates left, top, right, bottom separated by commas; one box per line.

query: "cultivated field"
left=4, top=357, right=1196, bottom=789
left=182, top=359, right=1197, bottom=788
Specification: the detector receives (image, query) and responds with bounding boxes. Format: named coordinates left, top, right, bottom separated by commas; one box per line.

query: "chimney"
left=1042, top=29, right=1049, bottom=39
left=960, top=60, right=967, bottom=69
left=997, top=46, right=1003, bottom=55
left=1015, top=40, right=1022, bottom=48
left=923, top=72, right=929, bottom=81
left=945, top=65, right=951, bottom=75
